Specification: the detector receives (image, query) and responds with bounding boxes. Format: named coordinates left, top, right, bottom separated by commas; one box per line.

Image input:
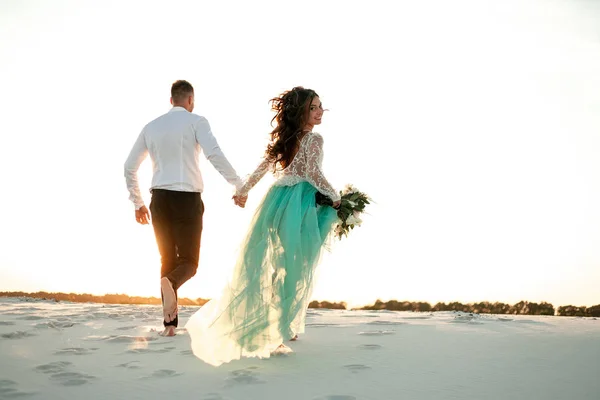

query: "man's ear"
left=170, top=97, right=174, bottom=106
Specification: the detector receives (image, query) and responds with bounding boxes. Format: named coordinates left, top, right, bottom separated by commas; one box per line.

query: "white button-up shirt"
left=124, top=106, right=243, bottom=209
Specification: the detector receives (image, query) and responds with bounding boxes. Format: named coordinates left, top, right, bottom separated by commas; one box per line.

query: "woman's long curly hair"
left=265, top=86, right=319, bottom=171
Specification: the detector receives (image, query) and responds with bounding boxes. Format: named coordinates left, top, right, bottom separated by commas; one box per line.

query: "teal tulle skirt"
left=185, top=181, right=339, bottom=366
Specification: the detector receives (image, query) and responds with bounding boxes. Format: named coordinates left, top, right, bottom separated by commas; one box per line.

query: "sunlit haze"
left=1, top=0, right=599, bottom=308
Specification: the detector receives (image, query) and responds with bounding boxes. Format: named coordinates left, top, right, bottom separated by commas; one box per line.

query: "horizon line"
left=1, top=290, right=598, bottom=309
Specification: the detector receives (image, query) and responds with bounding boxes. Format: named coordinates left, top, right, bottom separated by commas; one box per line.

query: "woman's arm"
left=304, top=133, right=341, bottom=202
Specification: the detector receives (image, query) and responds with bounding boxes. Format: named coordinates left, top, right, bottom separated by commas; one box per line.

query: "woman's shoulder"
left=302, top=131, right=324, bottom=142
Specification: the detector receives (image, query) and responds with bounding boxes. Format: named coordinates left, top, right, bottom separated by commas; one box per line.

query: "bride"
left=185, top=86, right=341, bottom=366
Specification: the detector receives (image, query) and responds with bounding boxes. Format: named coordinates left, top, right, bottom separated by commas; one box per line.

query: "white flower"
left=345, top=214, right=363, bottom=226
left=342, top=184, right=358, bottom=195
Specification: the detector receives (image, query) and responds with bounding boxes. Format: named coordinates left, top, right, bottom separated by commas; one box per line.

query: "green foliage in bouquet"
left=315, top=184, right=370, bottom=240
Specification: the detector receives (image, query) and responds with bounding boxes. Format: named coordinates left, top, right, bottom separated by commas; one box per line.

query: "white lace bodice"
left=236, top=132, right=340, bottom=202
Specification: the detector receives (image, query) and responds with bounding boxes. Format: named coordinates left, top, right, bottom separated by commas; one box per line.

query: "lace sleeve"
left=236, top=158, right=271, bottom=196
left=304, top=133, right=340, bottom=202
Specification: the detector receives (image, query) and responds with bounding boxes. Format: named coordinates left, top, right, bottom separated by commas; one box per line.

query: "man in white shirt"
left=124, top=80, right=247, bottom=336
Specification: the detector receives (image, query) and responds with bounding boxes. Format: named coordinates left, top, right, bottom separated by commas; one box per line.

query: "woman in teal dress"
left=185, top=86, right=341, bottom=366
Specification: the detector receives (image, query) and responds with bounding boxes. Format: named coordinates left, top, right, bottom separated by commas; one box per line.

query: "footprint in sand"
left=116, top=361, right=143, bottom=370
left=127, top=346, right=176, bottom=354
left=225, top=367, right=265, bottom=386
left=141, top=369, right=183, bottom=379
left=35, top=361, right=73, bottom=374
left=0, top=321, right=16, bottom=326
left=0, top=379, right=36, bottom=398
left=1, top=331, right=37, bottom=339
left=34, top=321, right=77, bottom=330
left=357, top=330, right=395, bottom=336
left=343, top=364, right=371, bottom=374
left=50, top=372, right=97, bottom=386
left=180, top=350, right=194, bottom=356
left=314, top=396, right=357, bottom=400
left=35, top=362, right=96, bottom=386
left=357, top=344, right=382, bottom=350
left=54, top=347, right=99, bottom=356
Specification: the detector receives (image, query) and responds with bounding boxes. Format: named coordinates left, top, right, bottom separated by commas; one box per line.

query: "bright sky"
left=1, top=0, right=599, bottom=308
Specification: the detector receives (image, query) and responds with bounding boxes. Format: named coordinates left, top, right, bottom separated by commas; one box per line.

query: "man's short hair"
left=171, top=80, right=194, bottom=102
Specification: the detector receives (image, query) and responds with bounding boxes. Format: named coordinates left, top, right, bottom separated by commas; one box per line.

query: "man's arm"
left=193, top=116, right=243, bottom=191
left=124, top=129, right=149, bottom=210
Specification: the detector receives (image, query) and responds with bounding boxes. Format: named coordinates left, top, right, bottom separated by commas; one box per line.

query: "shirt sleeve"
left=193, top=116, right=244, bottom=191
left=236, top=158, right=271, bottom=197
left=124, top=129, right=149, bottom=210
left=304, top=133, right=340, bottom=202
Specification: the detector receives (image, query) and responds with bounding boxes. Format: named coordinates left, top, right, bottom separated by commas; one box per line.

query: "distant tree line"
left=358, top=299, right=600, bottom=317
left=556, top=304, right=600, bottom=317
left=1, top=292, right=598, bottom=317
left=0, top=291, right=208, bottom=307
left=308, top=300, right=347, bottom=310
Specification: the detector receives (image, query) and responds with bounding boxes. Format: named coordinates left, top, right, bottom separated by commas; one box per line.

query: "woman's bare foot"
left=161, top=277, right=177, bottom=323
left=160, top=326, right=176, bottom=337
left=272, top=343, right=293, bottom=355
left=290, top=334, right=299, bottom=341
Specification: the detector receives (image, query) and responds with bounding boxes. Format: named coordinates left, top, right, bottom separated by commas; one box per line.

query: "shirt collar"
left=169, top=106, right=189, bottom=113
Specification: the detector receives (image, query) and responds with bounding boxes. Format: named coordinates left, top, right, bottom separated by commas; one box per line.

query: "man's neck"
left=172, top=104, right=190, bottom=112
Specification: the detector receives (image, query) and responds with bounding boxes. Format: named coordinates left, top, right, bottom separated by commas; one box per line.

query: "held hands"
left=135, top=205, right=150, bottom=225
left=233, top=194, right=248, bottom=208
left=333, top=200, right=341, bottom=209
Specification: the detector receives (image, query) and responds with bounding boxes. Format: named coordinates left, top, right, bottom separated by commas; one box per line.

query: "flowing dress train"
left=185, top=132, right=341, bottom=366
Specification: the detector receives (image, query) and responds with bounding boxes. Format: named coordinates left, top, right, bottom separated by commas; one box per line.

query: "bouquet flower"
left=315, top=184, right=370, bottom=239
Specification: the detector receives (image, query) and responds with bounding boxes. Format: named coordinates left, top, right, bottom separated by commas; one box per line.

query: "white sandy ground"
left=0, top=297, right=598, bottom=400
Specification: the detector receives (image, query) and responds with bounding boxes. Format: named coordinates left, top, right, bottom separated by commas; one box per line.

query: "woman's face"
left=306, top=96, right=324, bottom=128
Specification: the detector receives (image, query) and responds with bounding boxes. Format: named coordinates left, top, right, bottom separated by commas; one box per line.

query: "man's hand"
left=135, top=206, right=150, bottom=224
left=233, top=195, right=248, bottom=208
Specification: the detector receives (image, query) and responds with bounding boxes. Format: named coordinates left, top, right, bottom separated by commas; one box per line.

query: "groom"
left=124, top=80, right=247, bottom=336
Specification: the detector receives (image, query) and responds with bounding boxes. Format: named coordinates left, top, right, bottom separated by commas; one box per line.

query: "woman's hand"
left=332, top=200, right=341, bottom=209
left=233, top=195, right=248, bottom=208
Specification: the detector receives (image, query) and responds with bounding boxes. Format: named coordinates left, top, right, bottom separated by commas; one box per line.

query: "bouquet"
left=315, top=184, right=370, bottom=240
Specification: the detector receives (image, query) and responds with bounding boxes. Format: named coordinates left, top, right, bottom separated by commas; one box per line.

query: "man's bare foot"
left=160, top=326, right=176, bottom=337
left=161, top=277, right=177, bottom=323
